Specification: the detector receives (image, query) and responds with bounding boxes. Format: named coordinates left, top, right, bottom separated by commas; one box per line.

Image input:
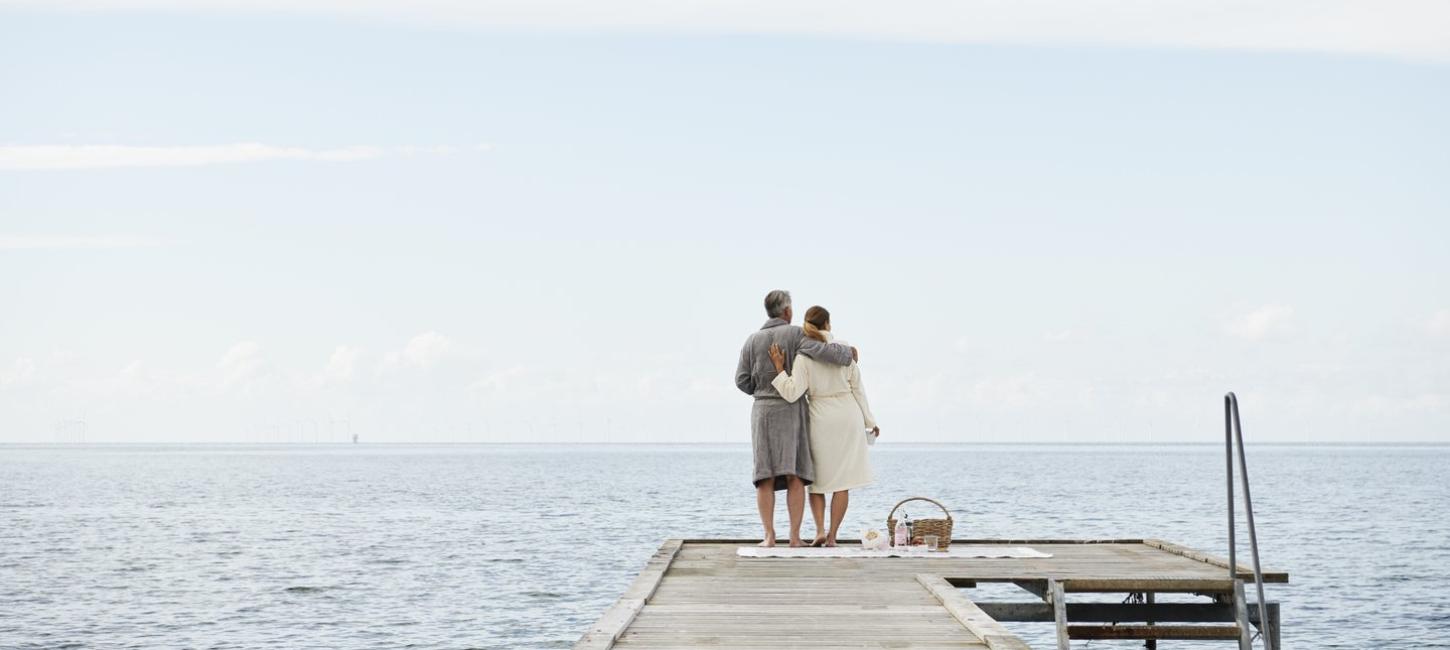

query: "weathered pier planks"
left=576, top=539, right=1286, bottom=649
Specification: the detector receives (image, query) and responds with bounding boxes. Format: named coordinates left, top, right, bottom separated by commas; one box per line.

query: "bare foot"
left=788, top=537, right=804, bottom=548
left=811, top=535, right=827, bottom=547
left=758, top=534, right=776, bottom=548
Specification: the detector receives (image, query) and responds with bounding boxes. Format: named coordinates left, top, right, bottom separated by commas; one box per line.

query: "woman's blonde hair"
left=802, top=305, right=830, bottom=341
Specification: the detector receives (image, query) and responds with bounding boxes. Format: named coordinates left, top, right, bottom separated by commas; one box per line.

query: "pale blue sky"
left=2, top=5, right=1447, bottom=442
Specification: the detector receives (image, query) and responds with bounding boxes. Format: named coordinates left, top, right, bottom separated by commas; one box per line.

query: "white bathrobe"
left=771, top=333, right=877, bottom=494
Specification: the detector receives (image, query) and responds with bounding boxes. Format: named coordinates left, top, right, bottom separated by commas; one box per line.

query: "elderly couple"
left=735, top=289, right=879, bottom=548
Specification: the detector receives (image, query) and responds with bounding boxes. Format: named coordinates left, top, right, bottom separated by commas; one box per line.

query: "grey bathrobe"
left=735, top=318, right=854, bottom=491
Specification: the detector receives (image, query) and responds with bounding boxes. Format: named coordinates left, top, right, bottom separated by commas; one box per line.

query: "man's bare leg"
left=755, top=480, right=776, bottom=547
left=825, top=490, right=850, bottom=547
left=785, top=475, right=806, bottom=547
left=809, top=493, right=827, bottom=546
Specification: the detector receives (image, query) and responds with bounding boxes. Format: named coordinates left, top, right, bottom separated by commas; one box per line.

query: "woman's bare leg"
left=785, top=475, right=806, bottom=547
left=755, top=480, right=776, bottom=547
left=809, top=493, right=827, bottom=546
left=825, top=490, right=850, bottom=547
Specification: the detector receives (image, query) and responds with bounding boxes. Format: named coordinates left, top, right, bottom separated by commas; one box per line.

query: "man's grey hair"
left=764, top=289, right=792, bottom=318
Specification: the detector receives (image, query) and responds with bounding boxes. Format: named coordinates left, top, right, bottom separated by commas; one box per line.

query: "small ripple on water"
left=282, top=585, right=332, bottom=593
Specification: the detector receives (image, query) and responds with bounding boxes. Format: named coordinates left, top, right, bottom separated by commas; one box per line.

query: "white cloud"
left=1428, top=309, right=1450, bottom=337
left=108, top=360, right=198, bottom=399
left=401, top=331, right=454, bottom=368
left=217, top=340, right=269, bottom=388
left=1043, top=329, right=1076, bottom=343
left=0, top=234, right=174, bottom=249
left=0, top=142, right=481, bottom=171
left=321, top=345, right=362, bottom=383
left=1225, top=304, right=1295, bottom=341
left=5, top=0, right=1448, bottom=62
left=0, top=143, right=382, bottom=171
left=380, top=331, right=460, bottom=372
left=0, top=357, right=37, bottom=390
left=117, top=360, right=145, bottom=384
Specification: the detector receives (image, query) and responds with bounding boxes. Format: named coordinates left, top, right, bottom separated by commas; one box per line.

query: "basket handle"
left=887, top=496, right=952, bottom=522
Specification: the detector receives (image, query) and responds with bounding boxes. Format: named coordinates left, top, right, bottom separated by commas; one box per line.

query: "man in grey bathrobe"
left=735, top=289, right=855, bottom=547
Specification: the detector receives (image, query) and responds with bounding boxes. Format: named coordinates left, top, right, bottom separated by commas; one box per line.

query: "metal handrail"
left=1225, top=392, right=1273, bottom=650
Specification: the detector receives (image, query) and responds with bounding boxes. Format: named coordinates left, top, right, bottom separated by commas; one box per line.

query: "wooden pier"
left=576, top=538, right=1286, bottom=649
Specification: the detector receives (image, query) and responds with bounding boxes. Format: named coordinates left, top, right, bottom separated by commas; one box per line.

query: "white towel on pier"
left=736, top=545, right=1052, bottom=559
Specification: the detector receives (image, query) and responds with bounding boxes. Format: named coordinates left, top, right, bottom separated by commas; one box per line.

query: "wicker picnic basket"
left=886, top=497, right=954, bottom=550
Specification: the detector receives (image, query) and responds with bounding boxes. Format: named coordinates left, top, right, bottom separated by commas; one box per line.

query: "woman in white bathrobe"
left=768, top=305, right=878, bottom=547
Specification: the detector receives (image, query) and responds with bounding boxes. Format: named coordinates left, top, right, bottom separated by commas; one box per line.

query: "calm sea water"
left=2, top=444, right=1447, bottom=649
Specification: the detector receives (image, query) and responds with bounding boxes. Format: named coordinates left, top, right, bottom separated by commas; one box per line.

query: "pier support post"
left=1050, top=579, right=1070, bottom=650
left=1233, top=579, right=1252, bottom=650
left=1267, top=601, right=1281, bottom=648
left=1144, top=592, right=1156, bottom=650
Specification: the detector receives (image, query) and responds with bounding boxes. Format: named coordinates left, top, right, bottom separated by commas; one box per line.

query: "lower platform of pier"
left=576, top=538, right=1286, bottom=649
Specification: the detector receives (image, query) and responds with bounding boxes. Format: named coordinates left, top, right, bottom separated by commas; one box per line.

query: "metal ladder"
left=1225, top=392, right=1273, bottom=650
left=1048, top=393, right=1276, bottom=649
